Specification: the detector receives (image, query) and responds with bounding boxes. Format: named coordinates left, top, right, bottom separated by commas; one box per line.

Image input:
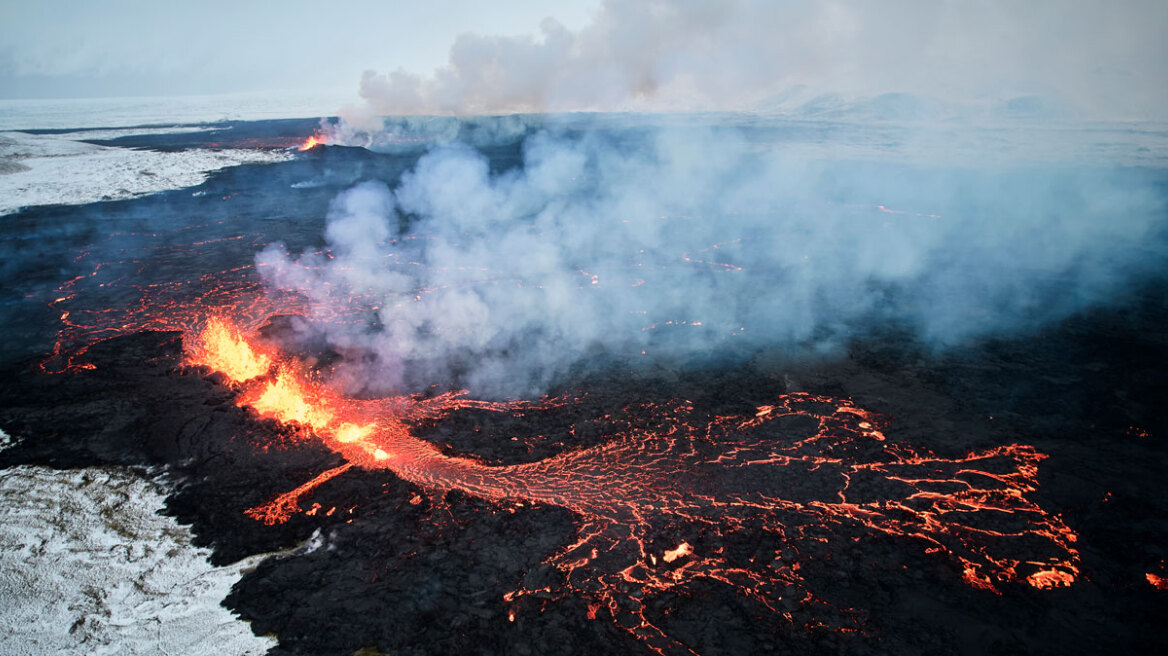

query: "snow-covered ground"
left=0, top=89, right=351, bottom=131
left=0, top=89, right=355, bottom=216
left=0, top=429, right=277, bottom=656
left=0, top=130, right=292, bottom=215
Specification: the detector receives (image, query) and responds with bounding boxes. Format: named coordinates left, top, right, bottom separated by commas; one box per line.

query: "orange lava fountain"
left=183, top=316, right=1082, bottom=655
left=298, top=134, right=325, bottom=150
left=185, top=316, right=272, bottom=381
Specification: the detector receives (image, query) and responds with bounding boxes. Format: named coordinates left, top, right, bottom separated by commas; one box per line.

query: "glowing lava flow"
left=185, top=316, right=272, bottom=381
left=298, top=134, right=325, bottom=150
left=1149, top=573, right=1168, bottom=590
left=185, top=318, right=1081, bottom=655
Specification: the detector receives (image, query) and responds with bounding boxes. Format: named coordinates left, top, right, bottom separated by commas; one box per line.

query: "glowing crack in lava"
left=185, top=317, right=1081, bottom=655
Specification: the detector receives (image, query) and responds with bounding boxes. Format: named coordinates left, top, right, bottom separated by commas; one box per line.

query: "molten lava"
left=298, top=134, right=325, bottom=150
left=185, top=316, right=271, bottom=382
left=181, top=316, right=1083, bottom=656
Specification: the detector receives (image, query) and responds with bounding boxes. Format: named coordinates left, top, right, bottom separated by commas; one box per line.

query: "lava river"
left=183, top=315, right=1081, bottom=655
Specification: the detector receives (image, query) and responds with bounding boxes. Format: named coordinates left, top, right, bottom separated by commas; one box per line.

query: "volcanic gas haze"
left=255, top=124, right=1165, bottom=399
left=346, top=1, right=1167, bottom=120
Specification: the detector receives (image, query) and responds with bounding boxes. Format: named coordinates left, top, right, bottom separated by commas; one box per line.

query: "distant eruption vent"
left=298, top=134, right=325, bottom=151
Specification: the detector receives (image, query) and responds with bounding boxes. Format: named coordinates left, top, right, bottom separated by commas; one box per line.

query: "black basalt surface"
left=1, top=290, right=1166, bottom=655
left=1, top=118, right=1166, bottom=655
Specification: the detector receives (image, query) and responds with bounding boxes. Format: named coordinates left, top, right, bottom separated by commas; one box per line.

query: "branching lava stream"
left=184, top=315, right=1081, bottom=656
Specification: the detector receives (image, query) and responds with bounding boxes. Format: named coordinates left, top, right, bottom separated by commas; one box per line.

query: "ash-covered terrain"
left=1, top=115, right=1167, bottom=655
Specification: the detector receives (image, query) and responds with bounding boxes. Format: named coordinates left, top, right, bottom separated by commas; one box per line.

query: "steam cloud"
left=349, top=0, right=1168, bottom=121
left=258, top=0, right=1166, bottom=396
left=258, top=122, right=1165, bottom=397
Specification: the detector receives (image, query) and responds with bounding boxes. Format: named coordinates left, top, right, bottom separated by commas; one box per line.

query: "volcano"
left=1, top=116, right=1167, bottom=655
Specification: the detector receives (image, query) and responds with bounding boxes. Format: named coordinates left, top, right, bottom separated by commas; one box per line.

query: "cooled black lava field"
left=2, top=117, right=1167, bottom=655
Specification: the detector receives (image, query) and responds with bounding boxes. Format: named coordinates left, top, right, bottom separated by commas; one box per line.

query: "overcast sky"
left=0, top=0, right=597, bottom=99
left=2, top=0, right=1165, bottom=120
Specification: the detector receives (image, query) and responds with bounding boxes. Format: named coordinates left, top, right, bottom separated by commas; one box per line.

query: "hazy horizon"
left=3, top=1, right=1166, bottom=123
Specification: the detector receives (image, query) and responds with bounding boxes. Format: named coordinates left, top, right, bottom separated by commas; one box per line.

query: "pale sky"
left=2, top=0, right=1165, bottom=120
left=0, top=0, right=598, bottom=99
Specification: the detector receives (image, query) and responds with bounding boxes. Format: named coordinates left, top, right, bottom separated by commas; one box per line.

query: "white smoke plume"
left=264, top=0, right=1167, bottom=397
left=350, top=0, right=1168, bottom=121
left=259, top=120, right=1166, bottom=397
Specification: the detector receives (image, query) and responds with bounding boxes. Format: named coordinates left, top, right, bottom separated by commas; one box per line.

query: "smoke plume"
left=259, top=120, right=1166, bottom=396
left=260, top=1, right=1168, bottom=396
left=351, top=0, right=1168, bottom=121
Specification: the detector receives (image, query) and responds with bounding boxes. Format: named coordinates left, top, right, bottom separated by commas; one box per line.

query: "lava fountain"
left=183, top=316, right=1081, bottom=655
left=298, top=133, right=325, bottom=150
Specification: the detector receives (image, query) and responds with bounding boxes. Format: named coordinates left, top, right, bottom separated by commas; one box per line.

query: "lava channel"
left=184, top=316, right=1081, bottom=656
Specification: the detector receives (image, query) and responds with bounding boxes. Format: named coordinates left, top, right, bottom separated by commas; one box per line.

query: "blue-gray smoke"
left=257, top=116, right=1167, bottom=397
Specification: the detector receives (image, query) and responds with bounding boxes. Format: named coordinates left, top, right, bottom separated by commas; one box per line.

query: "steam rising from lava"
left=257, top=125, right=1165, bottom=397
left=350, top=1, right=1168, bottom=120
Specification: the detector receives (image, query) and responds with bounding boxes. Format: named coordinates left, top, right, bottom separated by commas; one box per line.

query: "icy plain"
left=0, top=430, right=277, bottom=656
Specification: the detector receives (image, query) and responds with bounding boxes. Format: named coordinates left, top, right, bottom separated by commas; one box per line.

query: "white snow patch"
left=0, top=464, right=276, bottom=656
left=54, top=126, right=219, bottom=141
left=0, top=90, right=355, bottom=132
left=297, top=528, right=325, bottom=555
left=0, top=130, right=291, bottom=215
left=0, top=428, right=15, bottom=452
